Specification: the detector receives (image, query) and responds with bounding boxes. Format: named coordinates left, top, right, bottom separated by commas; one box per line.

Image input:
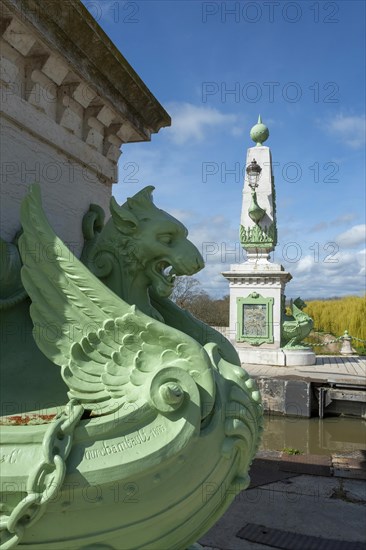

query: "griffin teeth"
left=156, top=262, right=176, bottom=283
left=163, top=266, right=176, bottom=283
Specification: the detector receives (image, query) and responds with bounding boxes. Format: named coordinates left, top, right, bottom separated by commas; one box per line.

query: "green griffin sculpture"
left=282, top=297, right=314, bottom=349
left=0, top=185, right=263, bottom=550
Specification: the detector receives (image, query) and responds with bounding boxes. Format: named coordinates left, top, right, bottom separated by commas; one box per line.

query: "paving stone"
left=237, top=523, right=365, bottom=549
left=249, top=458, right=298, bottom=489
left=200, top=451, right=366, bottom=549
left=257, top=474, right=366, bottom=502
left=200, top=482, right=366, bottom=549
left=332, top=457, right=366, bottom=480
left=339, top=479, right=366, bottom=503
left=280, top=453, right=332, bottom=476
left=259, top=475, right=338, bottom=499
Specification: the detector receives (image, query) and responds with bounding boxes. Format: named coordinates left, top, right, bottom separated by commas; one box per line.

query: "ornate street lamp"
left=246, top=158, right=262, bottom=190
left=246, top=159, right=265, bottom=223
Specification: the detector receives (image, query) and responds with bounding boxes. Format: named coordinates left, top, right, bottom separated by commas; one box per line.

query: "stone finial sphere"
left=250, top=116, right=269, bottom=146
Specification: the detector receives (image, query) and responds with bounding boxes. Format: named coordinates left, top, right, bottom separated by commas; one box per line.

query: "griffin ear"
left=127, top=185, right=155, bottom=213
left=110, top=197, right=138, bottom=235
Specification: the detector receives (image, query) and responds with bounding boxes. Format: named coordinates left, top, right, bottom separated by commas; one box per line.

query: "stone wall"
left=1, top=117, right=111, bottom=254
left=0, top=0, right=170, bottom=255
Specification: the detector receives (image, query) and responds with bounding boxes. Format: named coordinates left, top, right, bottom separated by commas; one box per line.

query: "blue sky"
left=83, top=0, right=365, bottom=298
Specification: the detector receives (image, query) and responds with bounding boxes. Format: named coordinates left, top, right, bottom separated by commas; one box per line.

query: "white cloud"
left=168, top=208, right=193, bottom=223
left=294, top=255, right=314, bottom=273
left=182, top=214, right=244, bottom=297
left=358, top=249, right=366, bottom=276
left=329, top=212, right=356, bottom=225
left=323, top=114, right=366, bottom=149
left=165, top=102, right=237, bottom=145
left=195, top=237, right=366, bottom=298
left=336, top=224, right=366, bottom=248
left=230, top=126, right=245, bottom=137
left=309, top=222, right=328, bottom=233
left=309, top=214, right=358, bottom=233
left=188, top=217, right=241, bottom=265
left=330, top=213, right=358, bottom=226
left=283, top=248, right=366, bottom=299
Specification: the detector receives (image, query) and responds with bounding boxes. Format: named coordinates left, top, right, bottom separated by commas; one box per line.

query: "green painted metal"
left=249, top=115, right=269, bottom=146
left=0, top=185, right=263, bottom=549
left=236, top=292, right=274, bottom=345
left=240, top=222, right=277, bottom=249
left=0, top=235, right=27, bottom=310
left=248, top=191, right=266, bottom=224
left=282, top=297, right=314, bottom=348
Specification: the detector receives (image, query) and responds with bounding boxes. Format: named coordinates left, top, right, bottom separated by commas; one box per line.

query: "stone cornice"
left=0, top=0, right=171, bottom=183
left=2, top=0, right=171, bottom=134
left=222, top=270, right=292, bottom=288
left=225, top=278, right=288, bottom=288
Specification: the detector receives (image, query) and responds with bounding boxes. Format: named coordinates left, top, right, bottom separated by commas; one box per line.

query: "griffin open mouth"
left=154, top=260, right=177, bottom=286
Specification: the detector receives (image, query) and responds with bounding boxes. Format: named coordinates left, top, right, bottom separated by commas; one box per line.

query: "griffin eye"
left=159, top=234, right=173, bottom=245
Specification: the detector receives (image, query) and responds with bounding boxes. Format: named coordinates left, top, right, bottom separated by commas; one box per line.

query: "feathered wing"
left=283, top=320, right=300, bottom=336
left=19, top=185, right=215, bottom=414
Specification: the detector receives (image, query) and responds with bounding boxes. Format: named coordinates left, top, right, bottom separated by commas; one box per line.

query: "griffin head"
left=106, top=186, right=204, bottom=298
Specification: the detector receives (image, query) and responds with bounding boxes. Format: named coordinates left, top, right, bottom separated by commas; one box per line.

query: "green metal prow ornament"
left=0, top=185, right=263, bottom=549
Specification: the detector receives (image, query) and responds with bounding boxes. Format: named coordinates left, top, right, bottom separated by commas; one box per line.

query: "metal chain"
left=306, top=337, right=342, bottom=348
left=348, top=335, right=366, bottom=344
left=306, top=330, right=366, bottom=348
left=0, top=399, right=83, bottom=550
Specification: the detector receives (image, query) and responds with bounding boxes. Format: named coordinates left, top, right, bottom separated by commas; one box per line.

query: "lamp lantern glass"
left=246, top=159, right=262, bottom=189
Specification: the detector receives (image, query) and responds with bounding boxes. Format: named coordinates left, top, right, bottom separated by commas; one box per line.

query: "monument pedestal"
left=223, top=259, right=316, bottom=367
left=283, top=348, right=316, bottom=366
left=233, top=345, right=316, bottom=367
left=222, top=260, right=292, bottom=365
left=235, top=346, right=287, bottom=366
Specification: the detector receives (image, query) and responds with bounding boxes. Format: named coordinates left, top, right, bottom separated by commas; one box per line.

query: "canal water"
left=260, top=414, right=366, bottom=455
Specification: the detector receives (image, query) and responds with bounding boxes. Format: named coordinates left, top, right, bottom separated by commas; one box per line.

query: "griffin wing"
left=19, top=185, right=215, bottom=415
left=282, top=320, right=300, bottom=336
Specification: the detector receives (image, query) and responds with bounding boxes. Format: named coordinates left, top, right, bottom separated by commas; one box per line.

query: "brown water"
left=260, top=414, right=366, bottom=455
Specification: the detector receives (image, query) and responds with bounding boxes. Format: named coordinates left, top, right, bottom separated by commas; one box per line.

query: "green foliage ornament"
left=0, top=185, right=263, bottom=549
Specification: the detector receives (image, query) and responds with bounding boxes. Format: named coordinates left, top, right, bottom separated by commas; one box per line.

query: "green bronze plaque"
left=236, top=292, right=274, bottom=345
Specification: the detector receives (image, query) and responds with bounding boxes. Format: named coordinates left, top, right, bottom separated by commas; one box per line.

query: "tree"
left=171, top=276, right=230, bottom=326
left=170, top=276, right=207, bottom=309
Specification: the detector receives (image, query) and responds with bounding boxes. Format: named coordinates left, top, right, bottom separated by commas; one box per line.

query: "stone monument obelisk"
left=222, top=116, right=315, bottom=366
